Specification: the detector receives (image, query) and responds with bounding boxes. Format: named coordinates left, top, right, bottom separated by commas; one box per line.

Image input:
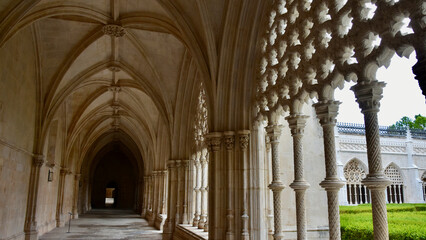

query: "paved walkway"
left=40, top=209, right=163, bottom=240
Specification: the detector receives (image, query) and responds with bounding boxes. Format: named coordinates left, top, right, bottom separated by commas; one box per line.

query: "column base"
left=24, top=222, right=39, bottom=240
left=362, top=175, right=391, bottom=190
left=320, top=178, right=345, bottom=191
left=289, top=180, right=310, bottom=191
left=273, top=232, right=284, bottom=240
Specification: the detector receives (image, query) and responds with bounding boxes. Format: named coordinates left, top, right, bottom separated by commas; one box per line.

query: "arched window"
left=344, top=159, right=370, bottom=204
left=384, top=164, right=404, bottom=204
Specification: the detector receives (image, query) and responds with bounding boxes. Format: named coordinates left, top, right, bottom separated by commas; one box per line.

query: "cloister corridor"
left=39, top=210, right=162, bottom=240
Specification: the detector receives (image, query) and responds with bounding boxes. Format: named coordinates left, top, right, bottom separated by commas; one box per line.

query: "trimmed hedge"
left=340, top=204, right=426, bottom=240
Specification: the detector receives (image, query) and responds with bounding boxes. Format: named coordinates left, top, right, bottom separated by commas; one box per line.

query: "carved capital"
left=350, top=81, right=386, bottom=114
left=223, top=132, right=235, bottom=150
left=46, top=161, right=56, bottom=168
left=286, top=115, right=309, bottom=136
left=60, top=168, right=69, bottom=175
left=265, top=125, right=282, bottom=143
left=167, top=160, right=175, bottom=169
left=238, top=130, right=250, bottom=150
left=33, top=154, right=45, bottom=167
left=102, top=24, right=126, bottom=37
left=206, top=132, right=222, bottom=152
left=182, top=160, right=190, bottom=168
left=313, top=100, right=341, bottom=126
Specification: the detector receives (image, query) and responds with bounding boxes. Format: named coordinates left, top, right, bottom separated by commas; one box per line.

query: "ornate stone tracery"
left=102, top=24, right=126, bottom=37
left=255, top=0, right=424, bottom=119
left=191, top=82, right=209, bottom=232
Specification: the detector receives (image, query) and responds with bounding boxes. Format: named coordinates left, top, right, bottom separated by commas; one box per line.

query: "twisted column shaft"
left=266, top=125, right=285, bottom=240
left=314, top=101, right=345, bottom=240
left=287, top=115, right=310, bottom=240
left=352, top=81, right=390, bottom=240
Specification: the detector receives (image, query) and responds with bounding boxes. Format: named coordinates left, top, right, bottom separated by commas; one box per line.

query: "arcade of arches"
left=0, top=1, right=425, bottom=240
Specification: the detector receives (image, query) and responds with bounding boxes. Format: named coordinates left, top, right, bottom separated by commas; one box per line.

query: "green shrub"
left=340, top=204, right=426, bottom=240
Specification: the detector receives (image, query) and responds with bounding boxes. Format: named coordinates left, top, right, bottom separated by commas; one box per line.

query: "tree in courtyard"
left=390, top=114, right=426, bottom=130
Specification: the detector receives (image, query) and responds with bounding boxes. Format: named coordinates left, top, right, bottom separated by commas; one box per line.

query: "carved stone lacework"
left=384, top=165, right=404, bottom=204
left=384, top=165, right=403, bottom=185
left=191, top=82, right=209, bottom=230
left=255, top=0, right=424, bottom=121
left=344, top=160, right=366, bottom=184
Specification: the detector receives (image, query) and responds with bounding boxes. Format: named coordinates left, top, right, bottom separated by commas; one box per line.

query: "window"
left=384, top=164, right=404, bottom=204
left=344, top=159, right=370, bottom=204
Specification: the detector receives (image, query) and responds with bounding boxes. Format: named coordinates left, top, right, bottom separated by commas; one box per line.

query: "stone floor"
left=39, top=209, right=163, bottom=240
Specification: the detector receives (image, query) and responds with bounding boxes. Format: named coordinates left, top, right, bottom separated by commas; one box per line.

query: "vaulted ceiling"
left=0, top=0, right=267, bottom=174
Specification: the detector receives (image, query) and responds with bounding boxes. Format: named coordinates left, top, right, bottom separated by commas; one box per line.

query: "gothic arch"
left=344, top=158, right=370, bottom=204
left=384, top=163, right=405, bottom=203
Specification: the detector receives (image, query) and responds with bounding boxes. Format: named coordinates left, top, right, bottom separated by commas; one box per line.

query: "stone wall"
left=0, top=28, right=37, bottom=240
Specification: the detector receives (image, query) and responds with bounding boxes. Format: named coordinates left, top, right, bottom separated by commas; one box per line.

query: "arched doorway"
left=91, top=147, right=138, bottom=209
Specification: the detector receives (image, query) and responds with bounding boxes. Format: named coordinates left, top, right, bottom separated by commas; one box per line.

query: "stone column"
left=287, top=115, right=310, bottom=240
left=56, top=167, right=69, bottom=227
left=351, top=81, right=391, bottom=240
left=24, top=154, right=45, bottom=240
left=72, top=174, right=81, bottom=219
left=141, top=176, right=149, bottom=218
left=148, top=175, right=153, bottom=213
left=265, top=136, right=274, bottom=237
left=193, top=154, right=201, bottom=226
left=265, top=125, right=285, bottom=240
left=206, top=132, right=222, bottom=239
left=224, top=132, right=235, bottom=240
left=175, top=160, right=182, bottom=224
left=314, top=101, right=345, bottom=240
left=238, top=130, right=250, bottom=240
left=150, top=172, right=158, bottom=225
left=183, top=160, right=190, bottom=224
left=199, top=152, right=208, bottom=229
left=163, top=161, right=176, bottom=239
left=161, top=170, right=168, bottom=214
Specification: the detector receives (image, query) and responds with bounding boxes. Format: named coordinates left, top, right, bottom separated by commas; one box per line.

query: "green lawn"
left=340, top=204, right=426, bottom=240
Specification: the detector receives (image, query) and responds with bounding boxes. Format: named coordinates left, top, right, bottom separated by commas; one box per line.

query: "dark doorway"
left=91, top=149, right=136, bottom=209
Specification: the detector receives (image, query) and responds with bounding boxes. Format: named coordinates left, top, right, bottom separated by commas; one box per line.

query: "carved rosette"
left=102, top=24, right=126, bottom=37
